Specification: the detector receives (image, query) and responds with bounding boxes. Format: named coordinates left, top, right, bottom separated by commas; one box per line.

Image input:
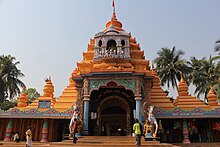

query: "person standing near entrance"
left=12, top=132, right=20, bottom=143
left=25, top=126, right=32, bottom=147
left=106, top=122, right=111, bottom=136
left=133, top=118, right=142, bottom=147
left=72, top=118, right=78, bottom=143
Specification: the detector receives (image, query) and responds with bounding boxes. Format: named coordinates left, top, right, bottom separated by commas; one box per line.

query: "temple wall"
left=0, top=118, right=70, bottom=141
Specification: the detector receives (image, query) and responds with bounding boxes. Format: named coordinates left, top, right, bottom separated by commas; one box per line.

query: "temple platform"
left=0, top=136, right=177, bottom=146
left=2, top=141, right=220, bottom=147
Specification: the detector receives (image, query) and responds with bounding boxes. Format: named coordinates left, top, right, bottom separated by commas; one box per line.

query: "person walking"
left=25, top=126, right=32, bottom=147
left=133, top=118, right=142, bottom=147
left=72, top=118, right=78, bottom=143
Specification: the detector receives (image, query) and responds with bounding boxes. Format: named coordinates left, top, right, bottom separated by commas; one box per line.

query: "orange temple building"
left=1, top=1, right=220, bottom=143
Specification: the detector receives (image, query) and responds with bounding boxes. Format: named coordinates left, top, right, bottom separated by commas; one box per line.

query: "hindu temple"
left=1, top=1, right=220, bottom=144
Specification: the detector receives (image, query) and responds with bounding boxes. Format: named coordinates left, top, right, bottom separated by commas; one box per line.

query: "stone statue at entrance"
left=144, top=106, right=158, bottom=138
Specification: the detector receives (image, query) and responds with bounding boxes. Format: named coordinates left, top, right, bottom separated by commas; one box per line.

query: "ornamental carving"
left=115, top=79, right=136, bottom=91
left=89, top=79, right=136, bottom=93
left=89, top=79, right=109, bottom=90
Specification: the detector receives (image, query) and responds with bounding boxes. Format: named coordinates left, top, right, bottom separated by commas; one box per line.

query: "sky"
left=0, top=0, right=220, bottom=98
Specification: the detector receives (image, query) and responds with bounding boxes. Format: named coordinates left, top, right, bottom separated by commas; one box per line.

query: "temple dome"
left=104, top=18, right=124, bottom=32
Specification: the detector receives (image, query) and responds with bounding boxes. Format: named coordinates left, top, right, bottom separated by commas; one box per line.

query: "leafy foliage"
left=0, top=55, right=25, bottom=102
left=213, top=83, right=220, bottom=100
left=23, top=88, right=40, bottom=104
left=189, top=56, right=220, bottom=100
left=154, top=46, right=191, bottom=90
left=214, top=40, right=220, bottom=53
left=0, top=100, right=17, bottom=111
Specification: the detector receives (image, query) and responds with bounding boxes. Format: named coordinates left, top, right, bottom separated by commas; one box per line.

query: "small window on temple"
left=107, top=39, right=117, bottom=50
left=98, top=40, right=102, bottom=47
left=121, top=40, right=125, bottom=46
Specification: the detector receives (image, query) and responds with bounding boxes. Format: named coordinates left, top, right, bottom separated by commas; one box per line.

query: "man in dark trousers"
left=72, top=118, right=78, bottom=143
left=133, top=118, right=142, bottom=147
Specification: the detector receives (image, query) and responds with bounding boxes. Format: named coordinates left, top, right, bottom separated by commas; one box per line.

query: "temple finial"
left=111, top=0, right=117, bottom=21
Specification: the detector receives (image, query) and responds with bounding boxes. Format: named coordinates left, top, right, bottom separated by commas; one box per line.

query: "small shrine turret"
left=177, top=77, right=189, bottom=96
left=207, top=86, right=218, bottom=106
left=43, top=77, right=54, bottom=97
left=174, top=76, right=210, bottom=110
left=43, top=77, right=56, bottom=105
left=17, top=90, right=28, bottom=107
left=25, top=77, right=56, bottom=110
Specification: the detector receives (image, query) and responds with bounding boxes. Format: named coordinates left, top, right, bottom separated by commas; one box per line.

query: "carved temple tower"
left=71, top=1, right=153, bottom=135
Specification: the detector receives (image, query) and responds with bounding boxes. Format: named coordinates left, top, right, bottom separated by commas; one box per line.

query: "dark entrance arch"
left=100, top=96, right=127, bottom=136
left=89, top=85, right=135, bottom=136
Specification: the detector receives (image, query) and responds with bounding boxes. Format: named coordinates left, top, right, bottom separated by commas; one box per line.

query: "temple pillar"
left=135, top=78, right=142, bottom=122
left=135, top=95, right=142, bottom=122
left=40, top=119, right=49, bottom=142
left=182, top=119, right=190, bottom=143
left=82, top=78, right=90, bottom=135
left=82, top=95, right=90, bottom=135
left=4, top=119, right=13, bottom=142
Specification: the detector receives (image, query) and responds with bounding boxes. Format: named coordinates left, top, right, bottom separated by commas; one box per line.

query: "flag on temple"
left=112, top=0, right=115, bottom=8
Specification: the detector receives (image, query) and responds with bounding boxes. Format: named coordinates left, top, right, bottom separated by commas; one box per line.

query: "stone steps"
left=0, top=136, right=177, bottom=147
left=3, top=137, right=220, bottom=147
left=65, top=136, right=175, bottom=146
left=1, top=142, right=175, bottom=147
left=64, top=136, right=161, bottom=145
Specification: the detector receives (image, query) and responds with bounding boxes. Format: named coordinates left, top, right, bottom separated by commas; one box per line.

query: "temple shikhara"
left=1, top=1, right=220, bottom=144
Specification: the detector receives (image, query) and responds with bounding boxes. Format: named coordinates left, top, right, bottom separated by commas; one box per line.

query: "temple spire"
left=104, top=0, right=123, bottom=32
left=111, top=0, right=117, bottom=21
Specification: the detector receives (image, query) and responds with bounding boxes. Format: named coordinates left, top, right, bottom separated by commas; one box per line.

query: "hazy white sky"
left=0, top=0, right=220, bottom=97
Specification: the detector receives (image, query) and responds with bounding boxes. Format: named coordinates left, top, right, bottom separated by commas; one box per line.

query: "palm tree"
left=154, top=46, right=191, bottom=90
left=214, top=40, right=220, bottom=53
left=0, top=55, right=25, bottom=102
left=213, top=82, right=220, bottom=100
left=190, top=56, right=220, bottom=100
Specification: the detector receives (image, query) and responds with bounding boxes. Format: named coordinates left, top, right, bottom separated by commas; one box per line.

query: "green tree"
left=190, top=56, right=220, bottom=100
left=0, top=100, right=17, bottom=111
left=213, top=40, right=220, bottom=99
left=213, top=82, right=220, bottom=100
left=23, top=88, right=40, bottom=104
left=154, top=46, right=191, bottom=90
left=214, top=40, right=220, bottom=53
left=0, top=55, right=25, bottom=102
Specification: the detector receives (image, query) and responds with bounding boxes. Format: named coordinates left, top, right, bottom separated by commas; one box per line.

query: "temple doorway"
left=89, top=84, right=135, bottom=136
left=100, top=96, right=128, bottom=136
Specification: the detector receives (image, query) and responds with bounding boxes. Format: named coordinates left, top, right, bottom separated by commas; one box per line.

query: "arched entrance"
left=89, top=83, right=135, bottom=136
left=100, top=96, right=129, bottom=136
